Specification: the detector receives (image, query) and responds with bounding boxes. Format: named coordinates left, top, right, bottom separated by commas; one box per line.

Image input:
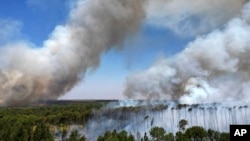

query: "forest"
left=0, top=101, right=230, bottom=141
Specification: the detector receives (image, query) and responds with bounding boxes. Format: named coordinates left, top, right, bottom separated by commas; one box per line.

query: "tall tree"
left=178, top=119, right=188, bottom=132
left=185, top=126, right=206, bottom=141
left=141, top=132, right=149, bottom=141
left=164, top=133, right=174, bottom=141
left=150, top=127, right=166, bottom=141
left=176, top=131, right=190, bottom=141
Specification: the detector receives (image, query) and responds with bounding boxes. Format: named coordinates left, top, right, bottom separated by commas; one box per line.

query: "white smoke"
left=0, top=0, right=249, bottom=106
left=145, top=0, right=247, bottom=36
left=125, top=1, right=250, bottom=104
left=179, top=77, right=218, bottom=104
left=82, top=101, right=250, bottom=140
left=0, top=0, right=145, bottom=106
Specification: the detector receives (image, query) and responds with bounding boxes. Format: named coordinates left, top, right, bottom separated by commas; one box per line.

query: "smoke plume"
left=145, top=0, right=247, bottom=36
left=0, top=0, right=145, bottom=106
left=125, top=1, right=250, bottom=104
left=0, top=0, right=249, bottom=106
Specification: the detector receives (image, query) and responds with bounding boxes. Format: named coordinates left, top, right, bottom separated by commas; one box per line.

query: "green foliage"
left=32, top=122, right=53, bottom=141
left=176, top=131, right=189, bottom=141
left=219, top=132, right=229, bottom=141
left=98, top=129, right=135, bottom=141
left=185, top=126, right=207, bottom=141
left=0, top=103, right=231, bottom=141
left=141, top=132, right=149, bottom=141
left=97, top=124, right=230, bottom=141
left=128, top=134, right=135, bottom=141
left=150, top=126, right=166, bottom=141
left=178, top=119, right=188, bottom=132
left=0, top=102, right=104, bottom=125
left=16, top=124, right=33, bottom=141
left=0, top=102, right=104, bottom=141
left=0, top=118, right=33, bottom=141
left=66, top=130, right=86, bottom=141
left=207, top=129, right=220, bottom=141
left=164, top=133, right=174, bottom=141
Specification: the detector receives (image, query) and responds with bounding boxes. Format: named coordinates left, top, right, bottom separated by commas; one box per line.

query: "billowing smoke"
left=56, top=100, right=248, bottom=140
left=0, top=0, right=145, bottom=106
left=125, top=1, right=250, bottom=104
left=0, top=0, right=248, bottom=106
left=146, top=0, right=248, bottom=36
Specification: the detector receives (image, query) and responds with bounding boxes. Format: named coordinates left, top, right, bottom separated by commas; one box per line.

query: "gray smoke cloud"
left=0, top=0, right=248, bottom=106
left=146, top=0, right=248, bottom=36
left=125, top=1, right=250, bottom=104
left=0, top=0, right=145, bottom=106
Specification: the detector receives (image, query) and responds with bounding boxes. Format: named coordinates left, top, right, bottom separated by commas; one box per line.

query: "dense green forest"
left=0, top=102, right=105, bottom=141
left=0, top=102, right=229, bottom=141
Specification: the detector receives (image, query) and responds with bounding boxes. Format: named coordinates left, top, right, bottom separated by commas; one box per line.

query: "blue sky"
left=0, top=0, right=191, bottom=99
left=0, top=0, right=70, bottom=45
